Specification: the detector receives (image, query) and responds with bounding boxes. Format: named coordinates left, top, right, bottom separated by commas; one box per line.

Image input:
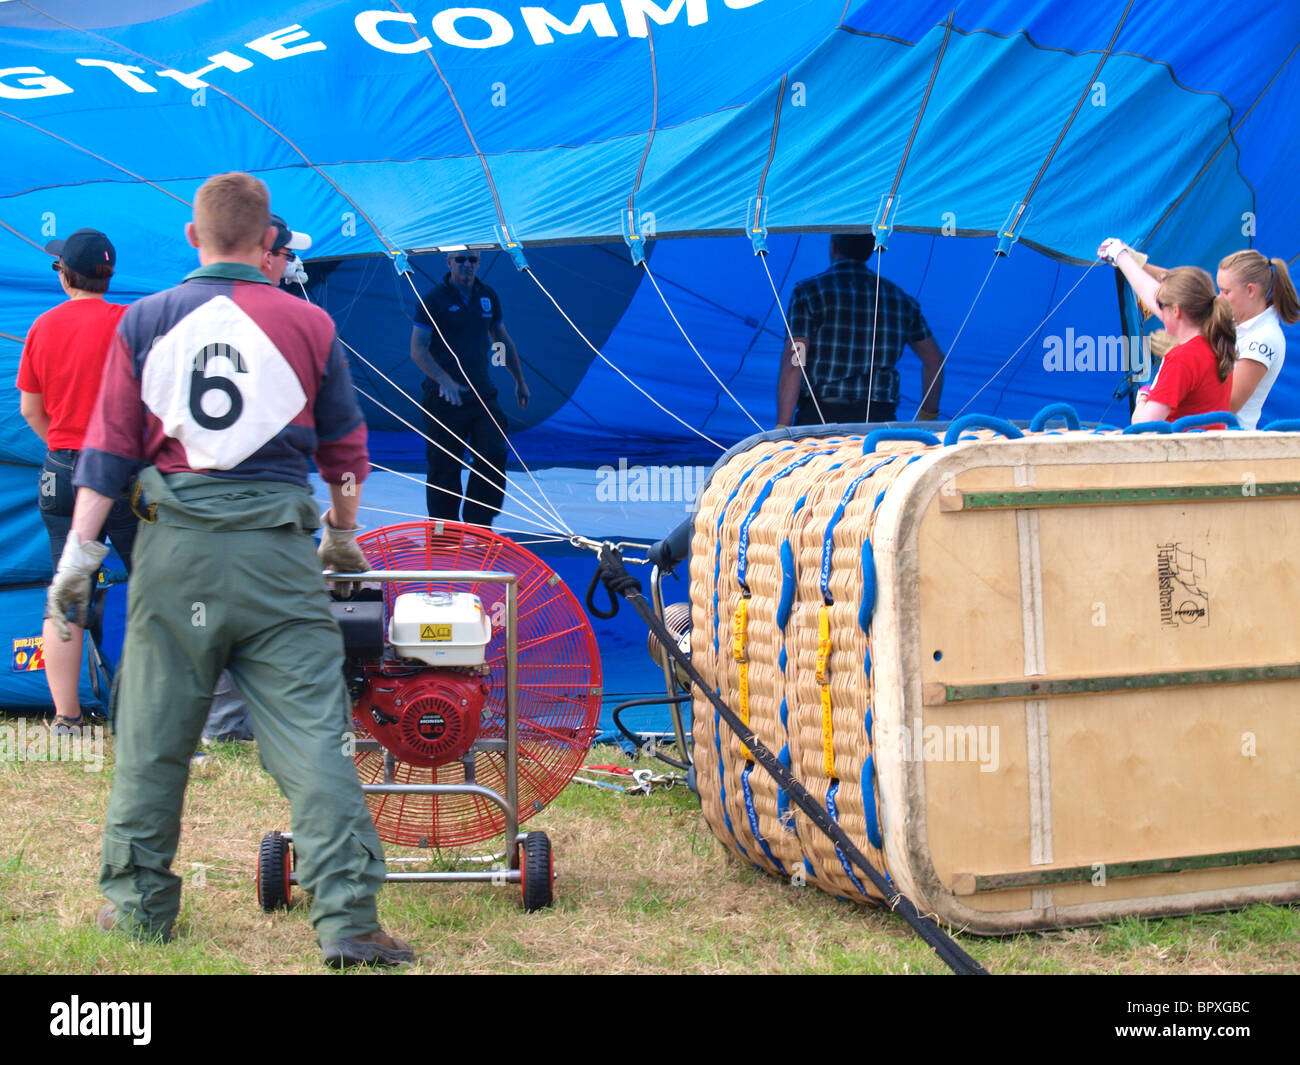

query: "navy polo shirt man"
left=409, top=251, right=528, bottom=526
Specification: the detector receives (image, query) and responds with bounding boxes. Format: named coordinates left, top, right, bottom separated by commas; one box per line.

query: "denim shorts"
left=39, top=449, right=139, bottom=573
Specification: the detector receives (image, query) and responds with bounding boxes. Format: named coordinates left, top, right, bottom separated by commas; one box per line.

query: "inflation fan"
left=256, top=519, right=602, bottom=913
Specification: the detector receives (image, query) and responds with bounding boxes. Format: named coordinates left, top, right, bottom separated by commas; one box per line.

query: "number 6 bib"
left=141, top=295, right=308, bottom=470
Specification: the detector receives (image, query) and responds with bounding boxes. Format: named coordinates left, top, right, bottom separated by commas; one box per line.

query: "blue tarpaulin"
left=1, top=0, right=1296, bottom=715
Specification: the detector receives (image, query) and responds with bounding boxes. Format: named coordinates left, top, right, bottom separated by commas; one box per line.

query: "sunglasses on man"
left=452, top=255, right=479, bottom=264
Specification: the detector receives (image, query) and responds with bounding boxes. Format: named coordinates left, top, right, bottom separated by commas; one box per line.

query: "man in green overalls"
left=46, top=172, right=413, bottom=969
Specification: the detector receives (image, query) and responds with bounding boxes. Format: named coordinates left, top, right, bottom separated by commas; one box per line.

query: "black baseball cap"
left=270, top=213, right=312, bottom=255
left=45, top=228, right=115, bottom=277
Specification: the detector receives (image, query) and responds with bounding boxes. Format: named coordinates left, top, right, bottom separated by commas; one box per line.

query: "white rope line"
left=913, top=253, right=1000, bottom=418
left=366, top=462, right=569, bottom=538
left=954, top=261, right=1102, bottom=418
left=523, top=267, right=727, bottom=451
left=331, top=329, right=565, bottom=536
left=357, top=503, right=570, bottom=543
left=641, top=262, right=763, bottom=431
left=365, top=460, right=565, bottom=537
left=759, top=251, right=825, bottom=424
left=403, top=272, right=575, bottom=535
left=354, top=390, right=569, bottom=536
left=295, top=279, right=567, bottom=534
left=867, top=246, right=883, bottom=419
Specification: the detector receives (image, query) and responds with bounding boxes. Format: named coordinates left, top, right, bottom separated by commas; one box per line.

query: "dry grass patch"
left=0, top=715, right=1295, bottom=975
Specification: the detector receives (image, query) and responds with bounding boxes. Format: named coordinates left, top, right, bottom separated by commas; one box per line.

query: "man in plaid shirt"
left=776, top=233, right=944, bottom=425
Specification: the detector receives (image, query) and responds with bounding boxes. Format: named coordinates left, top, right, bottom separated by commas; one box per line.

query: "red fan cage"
left=354, top=520, right=602, bottom=849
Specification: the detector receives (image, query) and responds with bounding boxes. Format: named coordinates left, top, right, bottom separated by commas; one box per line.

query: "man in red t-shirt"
left=16, top=228, right=138, bottom=734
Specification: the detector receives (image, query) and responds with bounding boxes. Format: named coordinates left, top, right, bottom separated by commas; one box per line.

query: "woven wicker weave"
left=691, top=432, right=934, bottom=899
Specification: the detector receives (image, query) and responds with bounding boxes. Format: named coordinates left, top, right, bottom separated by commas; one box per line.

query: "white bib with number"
left=141, top=295, right=307, bottom=470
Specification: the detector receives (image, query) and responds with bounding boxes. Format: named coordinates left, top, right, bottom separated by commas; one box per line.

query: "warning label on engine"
left=419, top=624, right=452, bottom=642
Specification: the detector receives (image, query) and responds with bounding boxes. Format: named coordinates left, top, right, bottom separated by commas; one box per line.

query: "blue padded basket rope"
left=862, top=428, right=940, bottom=455
left=1262, top=418, right=1300, bottom=432
left=1171, top=411, right=1240, bottom=432
left=1122, top=420, right=1174, bottom=434
left=1029, top=403, right=1080, bottom=431
left=942, top=414, right=1024, bottom=446
left=858, top=540, right=876, bottom=634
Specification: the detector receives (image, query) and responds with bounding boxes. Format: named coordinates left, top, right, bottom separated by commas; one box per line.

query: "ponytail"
left=1219, top=249, right=1300, bottom=324
left=1207, top=295, right=1237, bottom=382
left=1268, top=257, right=1300, bottom=324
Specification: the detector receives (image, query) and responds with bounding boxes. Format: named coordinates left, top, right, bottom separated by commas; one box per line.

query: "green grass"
left=0, top=719, right=1295, bottom=975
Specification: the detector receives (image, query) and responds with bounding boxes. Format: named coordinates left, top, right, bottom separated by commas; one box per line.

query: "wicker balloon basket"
left=688, top=415, right=1300, bottom=932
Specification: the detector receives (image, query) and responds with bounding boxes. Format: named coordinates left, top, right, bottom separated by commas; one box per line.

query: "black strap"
left=594, top=544, right=988, bottom=976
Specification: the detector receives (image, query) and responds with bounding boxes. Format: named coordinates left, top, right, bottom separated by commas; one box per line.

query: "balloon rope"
left=953, top=261, right=1102, bottom=418
left=364, top=459, right=572, bottom=537
left=641, top=262, right=763, bottom=431
left=0, top=109, right=192, bottom=208
left=867, top=246, right=883, bottom=418
left=332, top=331, right=570, bottom=536
left=758, top=251, right=826, bottom=424
left=356, top=503, right=571, bottom=544
left=351, top=389, right=569, bottom=537
left=523, top=268, right=727, bottom=451
left=403, top=273, right=576, bottom=534
left=913, top=253, right=1000, bottom=418
left=22, top=7, right=401, bottom=257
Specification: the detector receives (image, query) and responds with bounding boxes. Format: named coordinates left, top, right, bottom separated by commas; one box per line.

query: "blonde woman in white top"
left=1215, top=251, right=1299, bottom=428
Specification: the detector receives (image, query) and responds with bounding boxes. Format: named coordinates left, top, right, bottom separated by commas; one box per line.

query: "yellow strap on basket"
left=732, top=598, right=748, bottom=663
left=733, top=599, right=751, bottom=760
left=816, top=604, right=834, bottom=776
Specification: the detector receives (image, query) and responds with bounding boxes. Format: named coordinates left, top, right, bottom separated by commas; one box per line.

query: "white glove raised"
left=45, top=531, right=109, bottom=641
left=282, top=257, right=308, bottom=286
left=318, top=514, right=368, bottom=576
left=1097, top=238, right=1149, bottom=267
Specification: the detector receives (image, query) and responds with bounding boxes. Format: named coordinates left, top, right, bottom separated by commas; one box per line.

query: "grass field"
left=1, top=713, right=1296, bottom=975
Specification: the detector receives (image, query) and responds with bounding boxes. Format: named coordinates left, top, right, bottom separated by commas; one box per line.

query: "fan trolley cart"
left=257, top=563, right=566, bottom=914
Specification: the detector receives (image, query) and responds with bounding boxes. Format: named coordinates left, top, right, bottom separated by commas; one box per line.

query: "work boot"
left=321, top=930, right=414, bottom=969
left=96, top=901, right=170, bottom=943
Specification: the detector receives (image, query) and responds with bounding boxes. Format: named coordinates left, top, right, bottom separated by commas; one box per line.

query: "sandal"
left=51, top=714, right=84, bottom=737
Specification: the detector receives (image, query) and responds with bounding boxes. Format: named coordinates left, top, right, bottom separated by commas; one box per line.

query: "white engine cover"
left=388, top=591, right=492, bottom=666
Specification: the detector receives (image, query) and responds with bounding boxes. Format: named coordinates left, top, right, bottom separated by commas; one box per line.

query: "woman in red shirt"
left=16, top=229, right=137, bottom=734
left=1098, top=241, right=1236, bottom=425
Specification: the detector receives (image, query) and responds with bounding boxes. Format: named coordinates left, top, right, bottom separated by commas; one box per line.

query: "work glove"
left=45, top=532, right=109, bottom=641
left=1097, top=238, right=1149, bottom=268
left=282, top=257, right=308, bottom=286
left=319, top=514, right=368, bottom=589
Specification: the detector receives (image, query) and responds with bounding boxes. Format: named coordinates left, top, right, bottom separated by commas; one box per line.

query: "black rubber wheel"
left=257, top=831, right=293, bottom=912
left=519, top=831, right=554, bottom=912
